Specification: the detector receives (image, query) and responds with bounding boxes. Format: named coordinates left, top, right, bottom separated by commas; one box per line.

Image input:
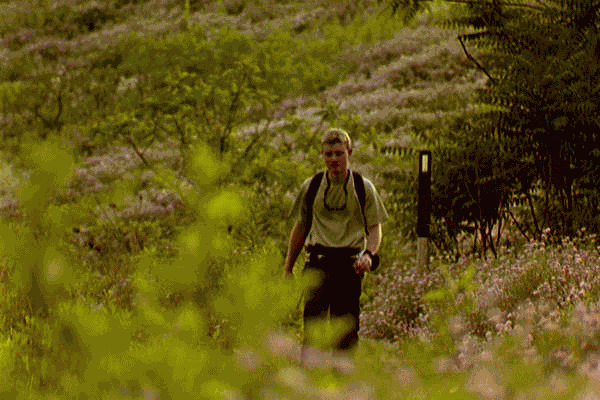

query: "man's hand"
left=354, top=253, right=372, bottom=274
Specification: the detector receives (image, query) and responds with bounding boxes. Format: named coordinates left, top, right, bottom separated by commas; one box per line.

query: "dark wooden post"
left=417, top=151, right=431, bottom=268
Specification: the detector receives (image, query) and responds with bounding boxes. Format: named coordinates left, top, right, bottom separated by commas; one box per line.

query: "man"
left=283, top=128, right=388, bottom=354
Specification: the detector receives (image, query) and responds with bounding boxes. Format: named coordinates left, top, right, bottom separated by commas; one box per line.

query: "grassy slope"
left=0, top=0, right=481, bottom=136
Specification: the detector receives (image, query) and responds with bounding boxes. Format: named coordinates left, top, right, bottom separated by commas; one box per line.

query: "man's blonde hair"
left=321, top=128, right=352, bottom=150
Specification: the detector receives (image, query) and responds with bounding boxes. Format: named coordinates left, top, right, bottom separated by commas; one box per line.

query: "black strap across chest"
left=305, top=171, right=368, bottom=237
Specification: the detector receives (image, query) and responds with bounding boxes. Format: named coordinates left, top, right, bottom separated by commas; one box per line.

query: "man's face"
left=322, top=142, right=352, bottom=179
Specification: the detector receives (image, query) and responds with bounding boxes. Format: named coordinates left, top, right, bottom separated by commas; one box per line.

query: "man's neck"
left=327, top=169, right=350, bottom=183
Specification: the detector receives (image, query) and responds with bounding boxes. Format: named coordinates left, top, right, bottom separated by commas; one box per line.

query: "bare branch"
left=418, top=0, right=545, bottom=11
left=458, top=34, right=497, bottom=85
left=172, top=117, right=187, bottom=147
left=507, top=207, right=531, bottom=241
left=33, top=105, right=51, bottom=129
left=53, top=90, right=63, bottom=128
left=221, top=68, right=247, bottom=157
left=125, top=135, right=151, bottom=167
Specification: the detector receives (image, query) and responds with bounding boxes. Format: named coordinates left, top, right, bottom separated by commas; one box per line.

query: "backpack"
left=305, top=171, right=368, bottom=237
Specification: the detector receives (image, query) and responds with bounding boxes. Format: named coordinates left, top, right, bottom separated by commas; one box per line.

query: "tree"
left=393, top=0, right=600, bottom=243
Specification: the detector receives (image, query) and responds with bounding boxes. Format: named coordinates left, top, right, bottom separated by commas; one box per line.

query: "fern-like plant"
left=391, top=0, right=600, bottom=243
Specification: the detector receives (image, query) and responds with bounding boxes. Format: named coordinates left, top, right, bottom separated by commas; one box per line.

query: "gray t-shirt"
left=290, top=171, right=388, bottom=249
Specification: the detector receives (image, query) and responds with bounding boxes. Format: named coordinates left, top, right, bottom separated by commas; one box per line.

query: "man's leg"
left=330, top=261, right=362, bottom=351
left=302, top=266, right=329, bottom=363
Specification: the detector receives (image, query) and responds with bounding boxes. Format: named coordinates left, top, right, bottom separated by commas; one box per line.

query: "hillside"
left=0, top=0, right=484, bottom=254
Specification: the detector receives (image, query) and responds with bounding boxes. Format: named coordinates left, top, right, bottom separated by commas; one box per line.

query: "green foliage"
left=424, top=264, right=477, bottom=312
left=0, top=134, right=292, bottom=396
left=56, top=23, right=364, bottom=157
left=223, top=0, right=247, bottom=15
left=253, top=28, right=354, bottom=96
left=114, top=0, right=153, bottom=8
left=0, top=0, right=408, bottom=159
left=385, top=0, right=600, bottom=251
left=429, top=113, right=521, bottom=257
left=213, top=243, right=297, bottom=347
left=0, top=3, right=122, bottom=40
left=423, top=262, right=482, bottom=345
left=501, top=262, right=550, bottom=311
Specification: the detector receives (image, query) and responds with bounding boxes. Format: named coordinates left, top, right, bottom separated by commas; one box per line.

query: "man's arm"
left=355, top=224, right=382, bottom=274
left=283, top=221, right=308, bottom=278
left=365, top=224, right=382, bottom=255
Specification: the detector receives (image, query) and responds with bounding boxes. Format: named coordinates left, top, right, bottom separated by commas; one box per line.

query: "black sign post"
left=417, top=151, right=431, bottom=268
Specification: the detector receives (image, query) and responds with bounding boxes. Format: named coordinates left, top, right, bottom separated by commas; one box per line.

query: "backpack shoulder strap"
left=305, top=171, right=369, bottom=237
left=305, top=171, right=324, bottom=234
left=352, top=171, right=369, bottom=237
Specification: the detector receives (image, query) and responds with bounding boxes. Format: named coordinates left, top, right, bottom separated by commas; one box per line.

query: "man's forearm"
left=365, top=224, right=382, bottom=254
left=284, top=222, right=307, bottom=273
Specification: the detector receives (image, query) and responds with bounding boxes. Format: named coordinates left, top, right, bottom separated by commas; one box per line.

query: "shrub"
left=0, top=5, right=49, bottom=34
left=223, top=0, right=246, bottom=15
left=70, top=6, right=119, bottom=34
left=1, top=28, right=40, bottom=51
left=0, top=4, right=122, bottom=39
left=114, top=0, right=152, bottom=8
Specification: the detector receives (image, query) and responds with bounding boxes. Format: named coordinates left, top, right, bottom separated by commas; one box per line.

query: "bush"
left=114, top=0, right=152, bottom=8
left=0, top=4, right=121, bottom=40
left=71, top=6, right=119, bottom=34
left=1, top=28, right=40, bottom=51
left=223, top=0, right=246, bottom=15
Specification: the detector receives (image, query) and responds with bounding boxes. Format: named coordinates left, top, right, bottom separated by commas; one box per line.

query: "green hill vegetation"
left=1, top=0, right=600, bottom=398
